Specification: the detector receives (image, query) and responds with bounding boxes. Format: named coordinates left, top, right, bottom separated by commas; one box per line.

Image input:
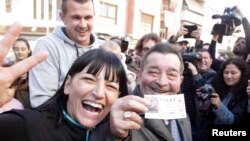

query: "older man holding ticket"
left=110, top=43, right=192, bottom=141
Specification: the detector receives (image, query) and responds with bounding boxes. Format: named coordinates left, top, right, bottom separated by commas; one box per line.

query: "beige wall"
left=132, top=0, right=162, bottom=39
left=94, top=0, right=127, bottom=36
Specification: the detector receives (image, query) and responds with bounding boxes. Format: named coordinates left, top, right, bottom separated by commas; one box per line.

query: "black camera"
left=125, top=54, right=132, bottom=64
left=198, top=84, right=215, bottom=102
left=183, top=25, right=198, bottom=38
left=211, top=7, right=241, bottom=36
left=121, top=39, right=129, bottom=53
left=182, top=47, right=202, bottom=74
left=182, top=47, right=202, bottom=62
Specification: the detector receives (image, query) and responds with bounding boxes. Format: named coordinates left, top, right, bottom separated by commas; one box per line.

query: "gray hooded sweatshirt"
left=29, top=26, right=103, bottom=107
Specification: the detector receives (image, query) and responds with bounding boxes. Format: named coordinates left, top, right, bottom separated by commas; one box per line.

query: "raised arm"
left=0, top=22, right=48, bottom=105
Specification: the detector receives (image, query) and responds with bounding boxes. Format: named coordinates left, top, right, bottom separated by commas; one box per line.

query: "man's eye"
left=72, top=16, right=81, bottom=20
left=149, top=71, right=158, bottom=76
left=168, top=72, right=178, bottom=78
left=169, top=73, right=177, bottom=77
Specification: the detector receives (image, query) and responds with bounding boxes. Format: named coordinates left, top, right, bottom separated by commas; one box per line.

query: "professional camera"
left=198, top=84, right=215, bottom=102
left=182, top=47, right=201, bottom=74
left=125, top=54, right=132, bottom=64
left=211, top=6, right=241, bottom=36
left=182, top=47, right=202, bottom=62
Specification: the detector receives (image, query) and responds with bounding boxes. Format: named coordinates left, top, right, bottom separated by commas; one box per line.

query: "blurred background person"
left=131, top=33, right=161, bottom=75
left=100, top=40, right=136, bottom=94
left=3, top=38, right=32, bottom=109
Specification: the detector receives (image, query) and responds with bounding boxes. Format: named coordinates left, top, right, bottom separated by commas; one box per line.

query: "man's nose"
left=79, top=19, right=87, bottom=27
left=156, top=73, right=168, bottom=86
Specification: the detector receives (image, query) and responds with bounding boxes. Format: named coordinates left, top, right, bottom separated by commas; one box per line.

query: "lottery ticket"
left=144, top=94, right=186, bottom=120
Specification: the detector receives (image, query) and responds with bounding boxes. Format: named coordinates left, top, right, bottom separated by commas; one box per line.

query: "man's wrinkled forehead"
left=143, top=52, right=181, bottom=67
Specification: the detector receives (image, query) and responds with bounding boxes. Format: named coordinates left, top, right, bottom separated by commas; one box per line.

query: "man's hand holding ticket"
left=144, top=94, right=186, bottom=120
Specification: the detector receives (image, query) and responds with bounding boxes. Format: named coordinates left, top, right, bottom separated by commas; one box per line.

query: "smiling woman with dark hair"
left=0, top=49, right=128, bottom=141
left=197, top=57, right=250, bottom=141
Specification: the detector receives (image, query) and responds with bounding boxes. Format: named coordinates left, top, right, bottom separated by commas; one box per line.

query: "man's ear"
left=137, top=70, right=142, bottom=84
left=59, top=12, right=66, bottom=25
left=64, top=75, right=72, bottom=95
left=180, top=75, right=184, bottom=84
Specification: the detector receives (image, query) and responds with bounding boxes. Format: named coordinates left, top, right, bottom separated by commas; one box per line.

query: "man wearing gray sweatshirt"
left=29, top=0, right=103, bottom=107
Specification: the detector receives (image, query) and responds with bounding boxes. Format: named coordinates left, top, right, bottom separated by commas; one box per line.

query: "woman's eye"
left=83, top=77, right=95, bottom=83
left=107, top=84, right=118, bottom=92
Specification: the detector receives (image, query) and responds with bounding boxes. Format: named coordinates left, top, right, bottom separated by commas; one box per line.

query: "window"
left=33, top=0, right=54, bottom=20
left=160, top=21, right=168, bottom=39
left=141, top=13, right=154, bottom=34
left=48, top=0, right=53, bottom=20
left=56, top=0, right=62, bottom=21
left=5, top=0, right=12, bottom=13
left=99, top=2, right=117, bottom=25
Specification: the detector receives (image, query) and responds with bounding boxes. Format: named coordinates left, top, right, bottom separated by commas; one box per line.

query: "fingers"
left=116, top=95, right=150, bottom=112
left=0, top=22, right=22, bottom=65
left=191, top=30, right=200, bottom=38
left=123, top=111, right=144, bottom=125
left=210, top=93, right=221, bottom=108
left=110, top=110, right=143, bottom=139
left=176, top=27, right=188, bottom=37
left=110, top=95, right=150, bottom=138
left=110, top=119, right=141, bottom=139
left=196, top=88, right=201, bottom=96
left=8, top=51, right=48, bottom=82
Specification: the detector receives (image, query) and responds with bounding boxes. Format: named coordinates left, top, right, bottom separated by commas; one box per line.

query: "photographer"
left=208, top=6, right=250, bottom=72
left=177, top=45, right=202, bottom=140
left=232, top=6, right=250, bottom=60
left=196, top=58, right=249, bottom=141
left=186, top=49, right=216, bottom=88
left=168, top=24, right=202, bottom=51
left=184, top=48, right=216, bottom=141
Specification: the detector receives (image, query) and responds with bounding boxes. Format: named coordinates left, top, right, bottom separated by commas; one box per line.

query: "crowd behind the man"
left=0, top=0, right=249, bottom=141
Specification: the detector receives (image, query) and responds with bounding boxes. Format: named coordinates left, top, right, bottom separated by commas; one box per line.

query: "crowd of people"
left=0, top=0, right=250, bottom=141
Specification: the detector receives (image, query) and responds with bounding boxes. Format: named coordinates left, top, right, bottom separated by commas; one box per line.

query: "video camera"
left=182, top=47, right=202, bottom=62
left=211, top=6, right=242, bottom=43
left=182, top=47, right=202, bottom=74
left=198, top=84, right=215, bottom=102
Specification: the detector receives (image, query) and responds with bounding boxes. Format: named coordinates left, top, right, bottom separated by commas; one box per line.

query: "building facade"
left=0, top=0, right=243, bottom=51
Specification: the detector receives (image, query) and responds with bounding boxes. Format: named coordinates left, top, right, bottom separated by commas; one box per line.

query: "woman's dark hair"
left=211, top=57, right=250, bottom=98
left=14, top=38, right=32, bottom=57
left=36, top=49, right=128, bottom=125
